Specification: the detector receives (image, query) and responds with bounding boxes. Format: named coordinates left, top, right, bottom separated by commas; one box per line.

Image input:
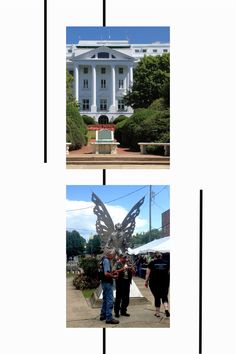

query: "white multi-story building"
left=66, top=40, right=169, bottom=123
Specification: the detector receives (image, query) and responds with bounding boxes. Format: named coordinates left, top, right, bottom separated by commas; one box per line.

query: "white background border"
left=1, top=1, right=236, bottom=353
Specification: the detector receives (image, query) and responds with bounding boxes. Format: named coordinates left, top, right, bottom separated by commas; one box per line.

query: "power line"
left=66, top=185, right=148, bottom=212
left=105, top=185, right=147, bottom=204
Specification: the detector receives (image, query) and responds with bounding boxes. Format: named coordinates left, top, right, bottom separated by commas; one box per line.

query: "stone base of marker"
left=90, top=279, right=150, bottom=308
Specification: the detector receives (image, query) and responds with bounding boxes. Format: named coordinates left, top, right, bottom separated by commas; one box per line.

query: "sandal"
left=154, top=313, right=160, bottom=317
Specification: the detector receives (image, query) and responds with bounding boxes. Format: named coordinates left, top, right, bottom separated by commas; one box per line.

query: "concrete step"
left=67, top=156, right=169, bottom=162
left=67, top=160, right=169, bottom=165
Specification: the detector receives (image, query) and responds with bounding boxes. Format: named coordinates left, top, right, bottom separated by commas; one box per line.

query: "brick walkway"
left=68, top=144, right=144, bottom=157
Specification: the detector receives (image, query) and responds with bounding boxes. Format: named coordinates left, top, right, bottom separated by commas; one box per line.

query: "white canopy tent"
left=128, top=236, right=170, bottom=255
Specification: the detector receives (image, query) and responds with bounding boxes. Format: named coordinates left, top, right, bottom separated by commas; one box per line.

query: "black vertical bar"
left=199, top=190, right=203, bottom=354
left=44, top=0, right=47, bottom=163
left=103, top=170, right=106, bottom=185
left=103, top=0, right=106, bottom=26
left=103, top=327, right=106, bottom=354
left=102, top=1, right=106, bottom=351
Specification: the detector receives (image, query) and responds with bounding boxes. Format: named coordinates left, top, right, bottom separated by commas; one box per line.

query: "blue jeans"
left=101, top=282, right=114, bottom=321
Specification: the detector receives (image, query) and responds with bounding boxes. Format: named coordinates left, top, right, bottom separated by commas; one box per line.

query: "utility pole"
left=149, top=185, right=152, bottom=242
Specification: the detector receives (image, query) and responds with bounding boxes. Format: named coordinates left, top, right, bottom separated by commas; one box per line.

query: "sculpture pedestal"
left=90, top=279, right=150, bottom=308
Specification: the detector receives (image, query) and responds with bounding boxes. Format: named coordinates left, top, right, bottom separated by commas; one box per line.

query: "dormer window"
left=98, top=52, right=109, bottom=58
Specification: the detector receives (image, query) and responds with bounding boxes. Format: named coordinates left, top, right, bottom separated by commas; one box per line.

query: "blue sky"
left=66, top=185, right=170, bottom=240
left=66, top=27, right=170, bottom=45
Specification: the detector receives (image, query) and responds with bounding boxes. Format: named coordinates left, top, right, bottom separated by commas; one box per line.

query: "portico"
left=70, top=46, right=134, bottom=122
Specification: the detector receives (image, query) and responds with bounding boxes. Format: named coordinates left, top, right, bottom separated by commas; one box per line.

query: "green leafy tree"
left=124, top=54, right=170, bottom=108
left=66, top=230, right=86, bottom=260
left=66, top=69, right=74, bottom=103
left=66, top=70, right=87, bottom=150
left=86, top=235, right=102, bottom=255
left=131, top=229, right=163, bottom=248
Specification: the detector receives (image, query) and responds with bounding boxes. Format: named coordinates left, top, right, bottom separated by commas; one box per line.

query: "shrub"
left=146, top=145, right=165, bottom=155
left=72, top=257, right=100, bottom=290
left=66, top=102, right=87, bottom=150
left=82, top=115, right=96, bottom=125
left=73, top=274, right=99, bottom=290
left=149, top=98, right=168, bottom=111
left=114, top=117, right=129, bottom=144
left=114, top=108, right=170, bottom=151
left=79, top=257, right=99, bottom=278
left=113, top=115, right=128, bottom=124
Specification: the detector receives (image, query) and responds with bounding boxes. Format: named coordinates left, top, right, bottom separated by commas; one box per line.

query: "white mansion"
left=66, top=40, right=170, bottom=123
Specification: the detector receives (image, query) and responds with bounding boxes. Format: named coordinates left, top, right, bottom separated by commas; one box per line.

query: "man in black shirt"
left=114, top=254, right=134, bottom=318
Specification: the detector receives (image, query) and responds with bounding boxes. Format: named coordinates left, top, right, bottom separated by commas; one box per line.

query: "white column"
left=74, top=63, right=79, bottom=101
left=111, top=65, right=116, bottom=112
left=129, top=65, right=133, bottom=87
left=126, top=69, right=130, bottom=90
left=91, top=64, right=97, bottom=112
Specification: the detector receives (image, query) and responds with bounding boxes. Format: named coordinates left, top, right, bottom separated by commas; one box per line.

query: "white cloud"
left=66, top=199, right=148, bottom=240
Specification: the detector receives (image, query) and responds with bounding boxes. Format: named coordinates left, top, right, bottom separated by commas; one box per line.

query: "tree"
left=66, top=69, right=74, bottom=103
left=124, top=54, right=170, bottom=108
left=131, top=229, right=163, bottom=248
left=66, top=230, right=86, bottom=260
left=86, top=235, right=102, bottom=255
left=66, top=70, right=87, bottom=150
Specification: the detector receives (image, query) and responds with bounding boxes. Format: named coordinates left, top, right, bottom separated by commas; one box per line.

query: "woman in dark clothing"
left=145, top=251, right=170, bottom=317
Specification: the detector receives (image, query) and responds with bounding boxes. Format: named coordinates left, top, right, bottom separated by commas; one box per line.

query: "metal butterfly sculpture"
left=92, top=192, right=145, bottom=253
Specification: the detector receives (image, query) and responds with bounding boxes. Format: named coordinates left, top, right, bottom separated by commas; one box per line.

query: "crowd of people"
left=99, top=248, right=170, bottom=325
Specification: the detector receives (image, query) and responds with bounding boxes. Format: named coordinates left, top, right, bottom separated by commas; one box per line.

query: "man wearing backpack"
left=100, top=248, right=119, bottom=324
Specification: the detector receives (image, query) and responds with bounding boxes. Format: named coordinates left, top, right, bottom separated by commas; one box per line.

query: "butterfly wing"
left=92, top=192, right=115, bottom=247
left=121, top=196, right=145, bottom=242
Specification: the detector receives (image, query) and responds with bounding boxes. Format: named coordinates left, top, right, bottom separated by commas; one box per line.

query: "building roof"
left=77, top=40, right=131, bottom=48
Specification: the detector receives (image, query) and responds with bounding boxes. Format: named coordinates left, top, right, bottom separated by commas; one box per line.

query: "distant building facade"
left=66, top=40, right=170, bottom=123
left=161, top=209, right=170, bottom=237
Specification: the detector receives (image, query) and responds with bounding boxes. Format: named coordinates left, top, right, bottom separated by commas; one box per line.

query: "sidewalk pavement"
left=66, top=276, right=170, bottom=328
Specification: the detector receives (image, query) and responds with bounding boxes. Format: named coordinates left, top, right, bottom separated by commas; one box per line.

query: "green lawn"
left=87, top=131, right=96, bottom=141
left=82, top=288, right=96, bottom=298
left=66, top=272, right=74, bottom=278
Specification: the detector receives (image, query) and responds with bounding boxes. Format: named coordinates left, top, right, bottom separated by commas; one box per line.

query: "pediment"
left=72, top=46, right=134, bottom=61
